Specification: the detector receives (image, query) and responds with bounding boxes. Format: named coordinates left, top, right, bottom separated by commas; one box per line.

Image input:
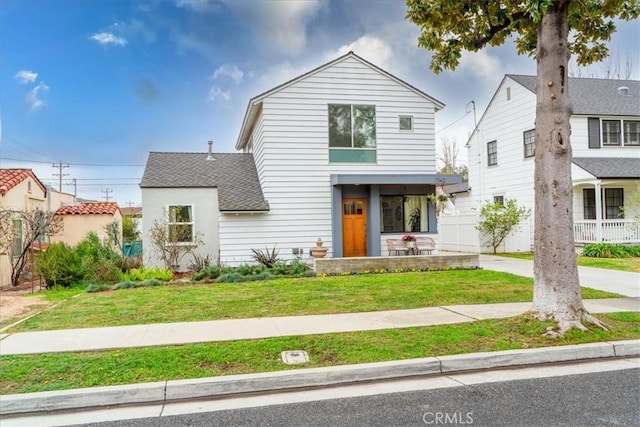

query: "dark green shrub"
left=140, top=278, right=161, bottom=287
left=289, top=259, right=311, bottom=276
left=75, top=232, right=123, bottom=283
left=113, top=281, right=136, bottom=290
left=35, top=242, right=84, bottom=288
left=192, top=265, right=222, bottom=281
left=235, top=263, right=267, bottom=276
left=582, top=243, right=633, bottom=258
left=251, top=271, right=274, bottom=281
left=85, top=283, right=112, bottom=293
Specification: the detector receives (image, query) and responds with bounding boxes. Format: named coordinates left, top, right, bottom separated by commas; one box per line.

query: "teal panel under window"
left=329, top=149, right=376, bottom=163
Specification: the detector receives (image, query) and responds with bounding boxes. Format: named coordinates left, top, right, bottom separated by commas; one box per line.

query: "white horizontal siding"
left=222, top=56, right=440, bottom=265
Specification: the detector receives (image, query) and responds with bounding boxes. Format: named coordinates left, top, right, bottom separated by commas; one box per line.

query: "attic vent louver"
left=617, top=86, right=630, bottom=96
left=206, top=140, right=214, bottom=161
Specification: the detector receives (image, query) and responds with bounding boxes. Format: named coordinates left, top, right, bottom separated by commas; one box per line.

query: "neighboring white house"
left=140, top=52, right=460, bottom=268
left=441, top=75, right=640, bottom=253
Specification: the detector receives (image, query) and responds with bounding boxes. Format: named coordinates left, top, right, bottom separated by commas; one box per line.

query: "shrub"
left=119, top=266, right=173, bottom=282
left=140, top=278, right=161, bottom=287
left=85, top=283, right=112, bottom=293
left=75, top=232, right=123, bottom=284
left=192, top=265, right=223, bottom=281
left=235, top=263, right=267, bottom=276
left=217, top=273, right=249, bottom=283
left=113, top=281, right=136, bottom=290
left=188, top=253, right=212, bottom=272
left=250, top=245, right=281, bottom=268
left=35, top=242, right=84, bottom=288
left=251, top=271, right=274, bottom=281
left=289, top=259, right=311, bottom=276
left=581, top=243, right=638, bottom=258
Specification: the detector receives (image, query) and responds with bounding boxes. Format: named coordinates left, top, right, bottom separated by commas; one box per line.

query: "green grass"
left=8, top=270, right=620, bottom=332
left=494, top=253, right=640, bottom=272
left=2, top=312, right=638, bottom=395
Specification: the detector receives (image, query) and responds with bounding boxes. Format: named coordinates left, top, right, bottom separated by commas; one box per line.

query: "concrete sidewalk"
left=479, top=254, right=640, bottom=298
left=1, top=298, right=637, bottom=355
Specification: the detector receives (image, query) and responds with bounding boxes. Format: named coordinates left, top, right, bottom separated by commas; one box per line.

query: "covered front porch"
left=572, top=157, right=640, bottom=245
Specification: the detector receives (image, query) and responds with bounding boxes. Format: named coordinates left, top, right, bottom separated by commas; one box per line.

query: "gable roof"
left=57, top=202, right=120, bottom=216
left=0, top=168, right=47, bottom=196
left=235, top=51, right=445, bottom=150
left=507, top=75, right=640, bottom=116
left=140, top=152, right=269, bottom=212
left=572, top=157, right=640, bottom=179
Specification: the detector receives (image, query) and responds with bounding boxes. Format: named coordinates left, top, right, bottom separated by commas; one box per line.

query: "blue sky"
left=1, top=0, right=638, bottom=206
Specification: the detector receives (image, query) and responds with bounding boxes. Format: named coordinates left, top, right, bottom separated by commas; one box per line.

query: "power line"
left=102, top=188, right=113, bottom=201
left=2, top=157, right=145, bottom=167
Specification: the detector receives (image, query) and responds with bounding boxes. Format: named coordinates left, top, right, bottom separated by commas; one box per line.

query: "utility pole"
left=102, top=188, right=113, bottom=202
left=69, top=178, right=77, bottom=198
left=126, top=201, right=134, bottom=207
left=52, top=161, right=70, bottom=192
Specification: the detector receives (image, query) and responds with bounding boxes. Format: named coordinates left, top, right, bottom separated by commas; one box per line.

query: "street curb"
left=1, top=340, right=639, bottom=416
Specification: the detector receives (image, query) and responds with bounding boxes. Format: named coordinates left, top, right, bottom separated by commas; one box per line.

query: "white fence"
left=438, top=214, right=533, bottom=253
left=574, top=220, right=640, bottom=244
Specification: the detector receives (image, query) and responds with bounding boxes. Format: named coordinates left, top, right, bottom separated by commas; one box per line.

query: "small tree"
left=0, top=208, right=63, bottom=286
left=149, top=206, right=202, bottom=271
left=476, top=199, right=530, bottom=254
left=122, top=216, right=141, bottom=242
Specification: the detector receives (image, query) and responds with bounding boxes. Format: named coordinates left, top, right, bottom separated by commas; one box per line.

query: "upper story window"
left=328, top=104, right=376, bottom=163
left=487, top=140, right=497, bottom=166
left=399, top=116, right=413, bottom=131
left=168, top=205, right=194, bottom=243
left=523, top=129, right=535, bottom=158
left=602, top=120, right=621, bottom=145
left=589, top=117, right=640, bottom=148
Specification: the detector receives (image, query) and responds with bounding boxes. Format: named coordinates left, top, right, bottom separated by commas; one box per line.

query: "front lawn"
left=495, top=253, right=640, bottom=273
left=9, top=270, right=620, bottom=332
left=1, top=312, right=638, bottom=395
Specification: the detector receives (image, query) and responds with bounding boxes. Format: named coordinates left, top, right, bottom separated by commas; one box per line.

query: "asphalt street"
left=41, top=365, right=639, bottom=427
left=7, top=358, right=640, bottom=427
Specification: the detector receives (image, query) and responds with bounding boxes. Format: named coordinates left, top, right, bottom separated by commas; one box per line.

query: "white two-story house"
left=448, top=75, right=639, bottom=252
left=141, top=52, right=459, bottom=268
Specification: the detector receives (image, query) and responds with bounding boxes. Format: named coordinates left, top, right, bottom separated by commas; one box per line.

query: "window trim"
left=167, top=204, right=195, bottom=244
left=328, top=104, right=377, bottom=150
left=600, top=118, right=640, bottom=147
left=604, top=188, right=624, bottom=219
left=399, top=115, right=413, bottom=131
left=487, top=140, right=497, bottom=166
left=623, top=120, right=640, bottom=146
left=523, top=129, right=535, bottom=158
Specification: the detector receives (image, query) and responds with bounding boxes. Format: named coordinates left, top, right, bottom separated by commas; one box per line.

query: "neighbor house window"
left=399, top=116, right=413, bottom=131
left=11, top=219, right=22, bottom=257
left=328, top=104, right=376, bottom=162
left=582, top=188, right=624, bottom=219
left=506, top=87, right=511, bottom=101
left=380, top=195, right=429, bottom=233
left=487, top=140, right=497, bottom=166
left=605, top=188, right=624, bottom=219
left=602, top=120, right=621, bottom=146
left=168, top=205, right=193, bottom=243
left=624, top=120, right=640, bottom=145
left=493, top=195, right=504, bottom=206
left=583, top=189, right=596, bottom=220
left=523, top=129, right=535, bottom=158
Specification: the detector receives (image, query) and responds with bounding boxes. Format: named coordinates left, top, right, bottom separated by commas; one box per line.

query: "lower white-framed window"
left=168, top=205, right=194, bottom=243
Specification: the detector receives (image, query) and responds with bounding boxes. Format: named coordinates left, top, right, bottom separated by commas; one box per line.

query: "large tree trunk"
left=531, top=1, right=606, bottom=336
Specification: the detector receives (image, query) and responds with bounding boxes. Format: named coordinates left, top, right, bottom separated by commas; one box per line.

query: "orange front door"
left=342, top=198, right=367, bottom=257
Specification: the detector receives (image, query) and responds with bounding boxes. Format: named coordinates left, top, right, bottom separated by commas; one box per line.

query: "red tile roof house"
left=53, top=202, right=123, bottom=247
left=1, top=169, right=49, bottom=287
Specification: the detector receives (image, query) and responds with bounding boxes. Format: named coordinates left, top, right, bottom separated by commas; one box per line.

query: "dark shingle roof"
left=572, top=157, right=640, bottom=179
left=508, top=75, right=640, bottom=116
left=140, top=152, right=269, bottom=212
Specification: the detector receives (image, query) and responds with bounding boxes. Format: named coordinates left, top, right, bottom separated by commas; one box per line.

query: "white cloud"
left=226, top=0, right=322, bottom=54
left=458, top=50, right=501, bottom=80
left=90, top=32, right=128, bottom=46
left=15, top=70, right=38, bottom=84
left=325, top=36, right=393, bottom=69
left=26, top=82, right=49, bottom=111
left=212, top=64, right=244, bottom=84
left=207, top=86, right=230, bottom=102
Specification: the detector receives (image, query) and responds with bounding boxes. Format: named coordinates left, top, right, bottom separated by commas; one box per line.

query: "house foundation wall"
left=313, top=253, right=479, bottom=274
